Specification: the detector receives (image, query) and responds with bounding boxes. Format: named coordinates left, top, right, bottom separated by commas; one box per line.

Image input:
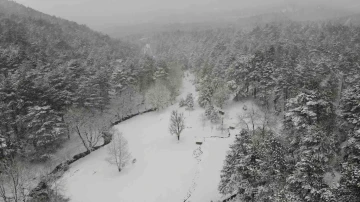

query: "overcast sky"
left=14, top=0, right=360, bottom=30
left=14, top=0, right=219, bottom=27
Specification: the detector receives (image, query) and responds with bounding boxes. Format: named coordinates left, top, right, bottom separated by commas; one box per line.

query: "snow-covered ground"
left=60, top=74, right=260, bottom=202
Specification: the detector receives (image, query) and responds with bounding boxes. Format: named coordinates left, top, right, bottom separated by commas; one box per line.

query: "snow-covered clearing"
left=60, top=74, right=261, bottom=202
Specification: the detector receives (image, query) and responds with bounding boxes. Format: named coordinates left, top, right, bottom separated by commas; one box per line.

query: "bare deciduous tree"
left=169, top=110, right=185, bottom=141
left=217, top=115, right=227, bottom=134
left=145, top=82, right=171, bottom=110
left=75, top=124, right=104, bottom=152
left=237, top=105, right=276, bottom=135
left=237, top=105, right=261, bottom=135
left=106, top=132, right=131, bottom=172
left=0, top=158, right=34, bottom=202
left=64, top=108, right=107, bottom=152
left=109, top=87, right=142, bottom=121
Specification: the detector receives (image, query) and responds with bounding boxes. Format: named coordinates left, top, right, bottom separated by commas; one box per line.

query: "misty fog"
left=14, top=0, right=360, bottom=32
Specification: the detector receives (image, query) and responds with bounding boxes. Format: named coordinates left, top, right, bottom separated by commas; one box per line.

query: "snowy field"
left=60, top=74, right=260, bottom=202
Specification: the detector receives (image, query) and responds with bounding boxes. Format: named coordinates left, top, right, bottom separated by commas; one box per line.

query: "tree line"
left=148, top=22, right=360, bottom=201
left=0, top=0, right=183, bottom=163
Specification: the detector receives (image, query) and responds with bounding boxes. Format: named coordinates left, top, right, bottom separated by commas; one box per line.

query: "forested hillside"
left=0, top=0, right=181, bottom=163
left=148, top=22, right=360, bottom=201
left=1, top=0, right=360, bottom=201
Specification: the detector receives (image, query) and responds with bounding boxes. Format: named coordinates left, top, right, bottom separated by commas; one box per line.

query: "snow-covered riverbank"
left=60, top=74, right=260, bottom=202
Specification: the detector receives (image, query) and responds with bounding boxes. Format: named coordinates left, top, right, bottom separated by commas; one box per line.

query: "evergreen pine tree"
left=185, top=93, right=194, bottom=110
left=339, top=84, right=360, bottom=201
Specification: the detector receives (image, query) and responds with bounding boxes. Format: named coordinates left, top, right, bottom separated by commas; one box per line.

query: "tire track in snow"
left=183, top=146, right=203, bottom=202
left=184, top=129, right=236, bottom=202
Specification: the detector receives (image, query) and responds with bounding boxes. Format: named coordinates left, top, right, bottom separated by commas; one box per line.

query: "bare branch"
left=106, top=132, right=131, bottom=172
left=169, top=110, right=185, bottom=141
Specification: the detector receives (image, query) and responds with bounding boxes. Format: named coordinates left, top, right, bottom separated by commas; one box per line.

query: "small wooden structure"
left=195, top=137, right=203, bottom=145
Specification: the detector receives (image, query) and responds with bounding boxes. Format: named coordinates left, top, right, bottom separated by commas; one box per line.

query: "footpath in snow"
left=60, top=74, right=260, bottom=202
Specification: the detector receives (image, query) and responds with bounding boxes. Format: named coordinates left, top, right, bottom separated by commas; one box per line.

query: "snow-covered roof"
left=195, top=137, right=203, bottom=142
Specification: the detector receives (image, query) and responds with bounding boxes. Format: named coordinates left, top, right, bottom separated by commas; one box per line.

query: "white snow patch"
left=60, top=73, right=257, bottom=202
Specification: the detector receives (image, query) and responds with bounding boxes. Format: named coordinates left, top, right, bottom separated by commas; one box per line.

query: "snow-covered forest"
left=146, top=24, right=360, bottom=201
left=1, top=0, right=360, bottom=201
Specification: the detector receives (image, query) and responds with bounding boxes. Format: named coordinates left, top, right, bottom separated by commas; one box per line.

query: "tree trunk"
left=177, top=135, right=180, bottom=141
left=273, top=95, right=279, bottom=112
left=67, top=126, right=71, bottom=139
left=61, top=115, right=70, bottom=139
left=76, top=126, right=90, bottom=152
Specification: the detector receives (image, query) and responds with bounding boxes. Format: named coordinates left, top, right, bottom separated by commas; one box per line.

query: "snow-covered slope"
left=60, top=74, right=259, bottom=202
